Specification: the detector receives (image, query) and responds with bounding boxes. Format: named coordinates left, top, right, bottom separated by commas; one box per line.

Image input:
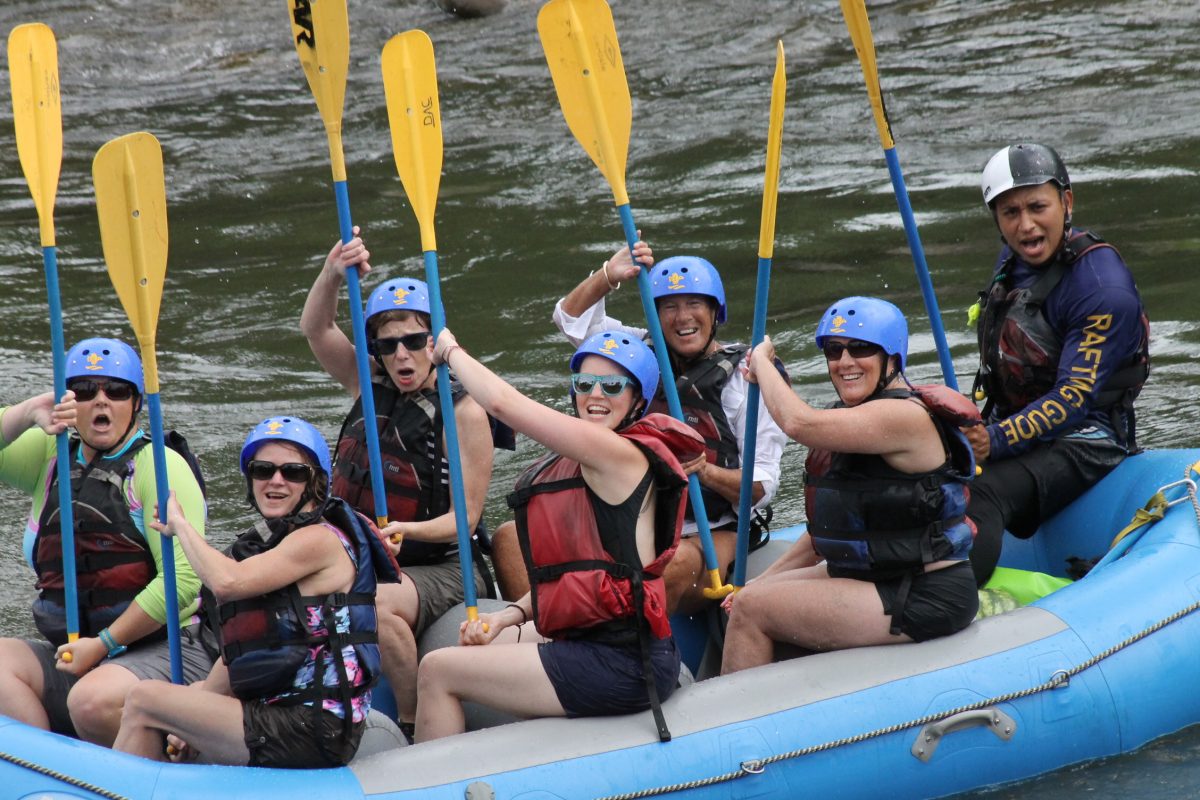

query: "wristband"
left=602, top=260, right=621, bottom=291
left=98, top=627, right=127, bottom=658
left=441, top=344, right=465, bottom=365
left=506, top=603, right=528, bottom=625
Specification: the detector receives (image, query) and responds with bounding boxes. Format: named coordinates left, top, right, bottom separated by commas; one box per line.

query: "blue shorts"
left=538, top=636, right=681, bottom=718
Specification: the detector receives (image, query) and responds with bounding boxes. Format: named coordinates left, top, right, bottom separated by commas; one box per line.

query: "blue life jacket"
left=804, top=386, right=978, bottom=582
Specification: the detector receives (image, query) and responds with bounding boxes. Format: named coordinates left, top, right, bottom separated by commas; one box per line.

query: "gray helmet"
left=980, top=143, right=1070, bottom=208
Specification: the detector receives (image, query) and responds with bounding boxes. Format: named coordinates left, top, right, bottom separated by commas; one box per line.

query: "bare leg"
left=376, top=582, right=419, bottom=724
left=721, top=567, right=907, bottom=675
left=490, top=521, right=529, bottom=601
left=0, top=639, right=50, bottom=730
left=415, top=641, right=563, bottom=742
left=664, top=530, right=738, bottom=615
left=67, top=662, right=140, bottom=746
left=115, top=680, right=249, bottom=765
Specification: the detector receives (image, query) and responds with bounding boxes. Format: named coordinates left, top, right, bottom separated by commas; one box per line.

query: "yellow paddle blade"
left=839, top=0, right=894, bottom=150
left=538, top=0, right=631, bottom=205
left=381, top=30, right=443, bottom=252
left=757, top=41, right=786, bottom=260
left=92, top=132, right=168, bottom=373
left=289, top=0, right=350, bottom=178
left=8, top=23, right=62, bottom=246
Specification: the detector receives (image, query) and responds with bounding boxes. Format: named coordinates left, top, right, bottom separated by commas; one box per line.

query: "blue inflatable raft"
left=2, top=448, right=1198, bottom=799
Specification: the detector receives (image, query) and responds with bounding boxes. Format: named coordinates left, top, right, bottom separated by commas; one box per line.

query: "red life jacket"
left=33, top=436, right=157, bottom=645
left=506, top=414, right=701, bottom=642
left=332, top=375, right=464, bottom=566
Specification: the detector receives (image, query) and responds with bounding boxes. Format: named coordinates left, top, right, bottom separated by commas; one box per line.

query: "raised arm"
left=553, top=240, right=653, bottom=346
left=299, top=228, right=372, bottom=395
left=432, top=330, right=643, bottom=482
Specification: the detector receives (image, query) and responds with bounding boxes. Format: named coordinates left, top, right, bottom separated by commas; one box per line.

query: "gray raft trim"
left=351, top=606, right=1068, bottom=794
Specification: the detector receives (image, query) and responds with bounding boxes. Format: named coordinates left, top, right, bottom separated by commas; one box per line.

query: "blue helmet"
left=570, top=330, right=660, bottom=414
left=240, top=416, right=332, bottom=478
left=815, top=296, right=908, bottom=371
left=649, top=256, right=727, bottom=324
left=66, top=338, right=144, bottom=395
left=365, top=278, right=432, bottom=329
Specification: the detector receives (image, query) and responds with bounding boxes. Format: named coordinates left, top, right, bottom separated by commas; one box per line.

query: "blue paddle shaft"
left=147, top=393, right=183, bottom=684
left=617, top=204, right=721, bottom=575
left=422, top=250, right=478, bottom=610
left=44, top=245, right=79, bottom=638
left=882, top=147, right=958, bottom=390
left=732, top=254, right=773, bottom=588
left=332, top=181, right=388, bottom=524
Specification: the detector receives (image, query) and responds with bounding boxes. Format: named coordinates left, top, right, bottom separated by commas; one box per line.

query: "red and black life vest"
left=207, top=497, right=400, bottom=746
left=804, top=386, right=979, bottom=584
left=973, top=229, right=1150, bottom=439
left=506, top=414, right=701, bottom=643
left=32, top=436, right=157, bottom=646
left=332, top=375, right=465, bottom=567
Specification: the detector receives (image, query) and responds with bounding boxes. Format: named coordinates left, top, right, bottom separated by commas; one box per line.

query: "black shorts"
left=875, top=562, right=978, bottom=642
left=538, top=636, right=681, bottom=718
left=243, top=701, right=365, bottom=769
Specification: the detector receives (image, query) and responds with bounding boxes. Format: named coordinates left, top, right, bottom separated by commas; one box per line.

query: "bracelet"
left=602, top=260, right=621, bottom=291
left=441, top=344, right=465, bottom=365
left=98, top=627, right=127, bottom=658
left=506, top=603, right=528, bottom=625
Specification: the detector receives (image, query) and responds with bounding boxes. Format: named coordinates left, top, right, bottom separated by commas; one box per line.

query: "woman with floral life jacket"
left=489, top=240, right=788, bottom=614
left=0, top=337, right=211, bottom=746
left=966, top=144, right=1149, bottom=585
left=113, top=417, right=399, bottom=768
left=415, top=330, right=703, bottom=743
left=300, top=231, right=495, bottom=736
left=721, top=298, right=980, bottom=674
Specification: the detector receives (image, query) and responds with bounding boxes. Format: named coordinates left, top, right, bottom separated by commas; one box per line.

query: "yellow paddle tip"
left=389, top=533, right=403, bottom=544
left=166, top=744, right=178, bottom=756
left=59, top=652, right=72, bottom=663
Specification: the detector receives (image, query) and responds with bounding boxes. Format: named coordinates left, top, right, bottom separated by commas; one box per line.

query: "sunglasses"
left=371, top=332, right=431, bottom=355
left=246, top=460, right=313, bottom=484
left=66, top=378, right=137, bottom=402
left=822, top=340, right=883, bottom=361
left=571, top=373, right=634, bottom=397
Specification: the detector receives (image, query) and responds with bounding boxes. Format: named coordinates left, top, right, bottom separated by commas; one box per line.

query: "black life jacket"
left=973, top=229, right=1150, bottom=444
left=207, top=497, right=400, bottom=746
left=647, top=344, right=785, bottom=539
left=31, top=432, right=205, bottom=646
left=804, top=386, right=978, bottom=587
left=506, top=413, right=701, bottom=743
left=332, top=375, right=466, bottom=567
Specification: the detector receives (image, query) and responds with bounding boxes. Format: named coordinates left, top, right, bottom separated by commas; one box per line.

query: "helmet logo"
left=265, top=420, right=285, bottom=435
left=391, top=287, right=410, bottom=306
left=600, top=338, right=619, bottom=354
left=667, top=272, right=685, bottom=291
left=85, top=352, right=104, bottom=371
left=830, top=315, right=848, bottom=334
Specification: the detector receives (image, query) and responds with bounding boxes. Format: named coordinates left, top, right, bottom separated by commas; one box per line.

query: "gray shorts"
left=29, top=623, right=214, bottom=736
left=406, top=561, right=490, bottom=636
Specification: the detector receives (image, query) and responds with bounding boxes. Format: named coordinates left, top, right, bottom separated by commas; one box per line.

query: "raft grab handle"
left=910, top=707, right=1016, bottom=762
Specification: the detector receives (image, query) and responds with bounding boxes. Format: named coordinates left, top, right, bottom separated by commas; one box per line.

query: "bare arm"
left=382, top=395, right=493, bottom=544
left=1, top=391, right=74, bottom=445
left=432, top=331, right=646, bottom=496
left=558, top=239, right=653, bottom=318
left=299, top=229, right=372, bottom=395
left=151, top=492, right=349, bottom=603
left=748, top=336, right=941, bottom=467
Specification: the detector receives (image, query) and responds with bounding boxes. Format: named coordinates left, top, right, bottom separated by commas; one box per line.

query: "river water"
left=1, top=0, right=1198, bottom=795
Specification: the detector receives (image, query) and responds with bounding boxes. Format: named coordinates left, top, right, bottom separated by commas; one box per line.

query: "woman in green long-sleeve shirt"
left=0, top=337, right=211, bottom=747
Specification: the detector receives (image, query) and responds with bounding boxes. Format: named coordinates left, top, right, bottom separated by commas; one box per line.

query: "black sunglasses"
left=66, top=377, right=137, bottom=402
left=371, top=332, right=431, bottom=355
left=571, top=373, right=634, bottom=397
left=822, top=340, right=882, bottom=361
left=246, top=460, right=313, bottom=484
